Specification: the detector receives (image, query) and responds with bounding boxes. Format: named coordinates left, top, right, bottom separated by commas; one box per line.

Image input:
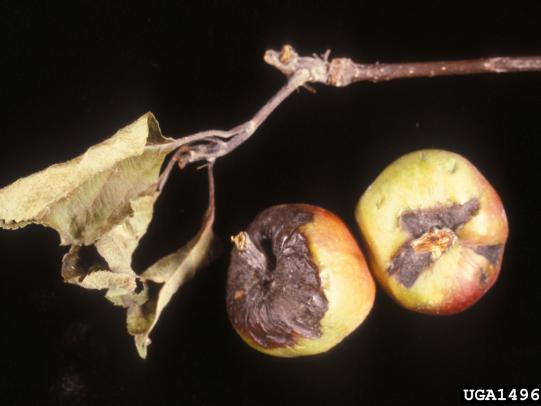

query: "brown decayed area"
left=400, top=199, right=480, bottom=238
left=388, top=246, right=432, bottom=288
left=474, top=245, right=502, bottom=264
left=389, top=198, right=488, bottom=288
left=226, top=205, right=328, bottom=349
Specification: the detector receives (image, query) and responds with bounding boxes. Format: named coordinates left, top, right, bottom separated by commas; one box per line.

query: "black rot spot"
left=388, top=199, right=481, bottom=288
left=226, top=205, right=329, bottom=349
left=401, top=198, right=480, bottom=238
left=474, top=245, right=502, bottom=264
left=479, top=268, right=489, bottom=285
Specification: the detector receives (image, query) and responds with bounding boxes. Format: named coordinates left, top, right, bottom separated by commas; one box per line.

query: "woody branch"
left=157, top=44, right=541, bottom=191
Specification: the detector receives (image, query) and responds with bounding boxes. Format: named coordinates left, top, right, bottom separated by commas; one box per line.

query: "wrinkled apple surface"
left=227, top=204, right=375, bottom=357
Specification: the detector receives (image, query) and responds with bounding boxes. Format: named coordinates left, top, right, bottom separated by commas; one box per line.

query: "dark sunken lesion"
left=400, top=199, right=480, bottom=238
left=474, top=245, right=502, bottom=264
left=389, top=198, right=480, bottom=288
left=226, top=205, right=329, bottom=349
left=479, top=268, right=489, bottom=285
left=388, top=246, right=432, bottom=288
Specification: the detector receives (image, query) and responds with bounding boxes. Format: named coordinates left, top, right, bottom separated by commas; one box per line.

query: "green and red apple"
left=227, top=204, right=375, bottom=357
left=356, top=149, right=508, bottom=315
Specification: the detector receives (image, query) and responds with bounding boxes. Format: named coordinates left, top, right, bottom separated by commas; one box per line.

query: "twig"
left=157, top=67, right=311, bottom=190
left=265, top=44, right=541, bottom=86
left=190, top=68, right=310, bottom=161
left=157, top=44, right=541, bottom=191
left=207, top=161, right=215, bottom=218
left=326, top=57, right=541, bottom=86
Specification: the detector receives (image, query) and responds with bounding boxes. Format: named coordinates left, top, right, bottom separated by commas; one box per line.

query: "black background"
left=0, top=2, right=540, bottom=405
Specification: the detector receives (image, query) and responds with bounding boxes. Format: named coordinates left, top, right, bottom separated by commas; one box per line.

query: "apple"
left=356, top=149, right=508, bottom=315
left=227, top=204, right=375, bottom=356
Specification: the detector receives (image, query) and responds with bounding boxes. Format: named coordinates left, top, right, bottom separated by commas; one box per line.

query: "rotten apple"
left=356, top=149, right=508, bottom=315
left=226, top=204, right=375, bottom=357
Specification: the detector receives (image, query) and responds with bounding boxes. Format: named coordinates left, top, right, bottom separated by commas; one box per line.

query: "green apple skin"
left=356, top=150, right=508, bottom=315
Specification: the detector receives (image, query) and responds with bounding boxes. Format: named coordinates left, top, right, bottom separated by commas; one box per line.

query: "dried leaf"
left=0, top=112, right=175, bottom=246
left=0, top=113, right=218, bottom=358
left=127, top=166, right=217, bottom=359
left=59, top=192, right=158, bottom=304
left=1, top=112, right=173, bottom=296
left=95, top=193, right=158, bottom=275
